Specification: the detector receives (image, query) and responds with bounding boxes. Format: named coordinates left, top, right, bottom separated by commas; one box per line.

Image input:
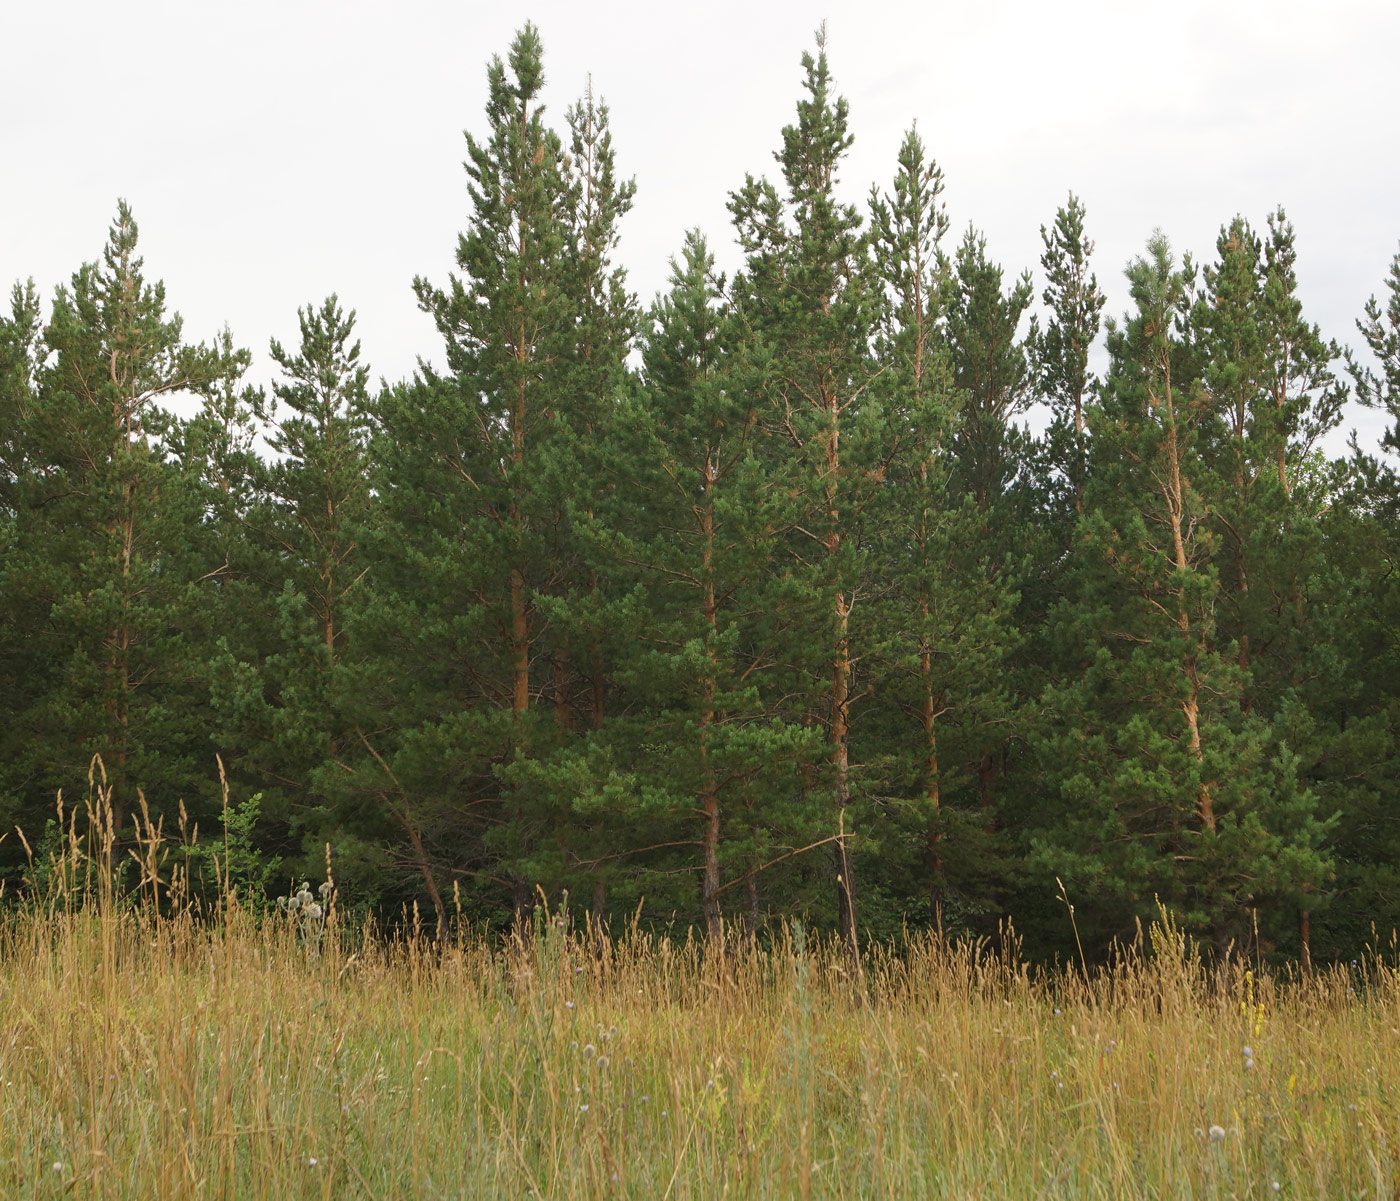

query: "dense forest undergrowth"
left=4, top=23, right=1400, bottom=967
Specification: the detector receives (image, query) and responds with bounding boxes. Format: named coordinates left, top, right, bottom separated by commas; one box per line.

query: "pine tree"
left=865, top=128, right=1017, bottom=930
left=939, top=228, right=1035, bottom=845
left=728, top=27, right=883, bottom=966
left=204, top=297, right=375, bottom=883
left=1312, top=247, right=1400, bottom=957
left=0, top=280, right=42, bottom=519
left=551, top=80, right=638, bottom=742
left=1189, top=213, right=1345, bottom=958
left=578, top=232, right=817, bottom=944
left=1351, top=247, right=1400, bottom=438
left=369, top=25, right=578, bottom=928
left=946, top=228, right=1034, bottom=512
left=0, top=202, right=245, bottom=854
left=1033, top=234, right=1331, bottom=949
left=1030, top=194, right=1106, bottom=512
left=502, top=80, right=642, bottom=927
left=0, top=281, right=44, bottom=865
left=1194, top=213, right=1341, bottom=693
left=412, top=22, right=568, bottom=731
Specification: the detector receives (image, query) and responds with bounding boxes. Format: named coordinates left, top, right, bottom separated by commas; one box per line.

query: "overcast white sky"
left=4, top=0, right=1397, bottom=450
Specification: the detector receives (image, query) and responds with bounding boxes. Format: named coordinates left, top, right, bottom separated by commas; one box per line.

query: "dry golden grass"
left=2, top=790, right=1398, bottom=1198
left=2, top=887, right=1399, bottom=1200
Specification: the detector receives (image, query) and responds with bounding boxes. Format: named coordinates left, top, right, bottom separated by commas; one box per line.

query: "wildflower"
left=1271, top=1184, right=1280, bottom=1192
left=318, top=881, right=332, bottom=898
left=583, top=1043, right=596, bottom=1059
left=1208, top=1125, right=1226, bottom=1143
left=565, top=1001, right=575, bottom=1010
left=580, top=1103, right=589, bottom=1112
left=1242, top=1046, right=1253, bottom=1059
left=597, top=1056, right=609, bottom=1071
left=308, top=1157, right=319, bottom=1167
left=1245, top=1057, right=1255, bottom=1070
left=52, top=1163, right=62, bottom=1173
left=640, top=1095, right=648, bottom=1103
left=306, top=903, right=323, bottom=920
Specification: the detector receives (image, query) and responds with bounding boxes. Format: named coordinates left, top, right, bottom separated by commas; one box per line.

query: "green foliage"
left=2, top=26, right=1398, bottom=968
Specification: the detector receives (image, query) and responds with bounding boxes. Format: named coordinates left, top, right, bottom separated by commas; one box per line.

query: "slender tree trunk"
left=922, top=651, right=943, bottom=923
left=699, top=494, right=723, bottom=945
left=508, top=361, right=531, bottom=932
left=1159, top=362, right=1216, bottom=834
left=107, top=427, right=137, bottom=867
left=1073, top=387, right=1086, bottom=515
left=824, top=392, right=860, bottom=973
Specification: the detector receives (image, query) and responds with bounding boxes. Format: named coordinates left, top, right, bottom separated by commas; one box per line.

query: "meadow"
left=1, top=814, right=1398, bottom=1199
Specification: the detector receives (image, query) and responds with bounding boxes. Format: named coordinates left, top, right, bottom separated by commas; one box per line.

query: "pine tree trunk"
left=825, top=394, right=860, bottom=975
left=1159, top=361, right=1217, bottom=834
left=1073, top=388, right=1086, bottom=515
left=107, top=426, right=137, bottom=868
left=922, top=644, right=943, bottom=925
left=699, top=495, right=723, bottom=946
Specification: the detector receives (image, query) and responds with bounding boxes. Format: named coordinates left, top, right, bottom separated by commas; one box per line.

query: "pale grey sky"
left=5, top=0, right=1397, bottom=449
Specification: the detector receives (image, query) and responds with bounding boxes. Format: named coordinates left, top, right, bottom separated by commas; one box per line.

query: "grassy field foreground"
left=2, top=889, right=1399, bottom=1200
